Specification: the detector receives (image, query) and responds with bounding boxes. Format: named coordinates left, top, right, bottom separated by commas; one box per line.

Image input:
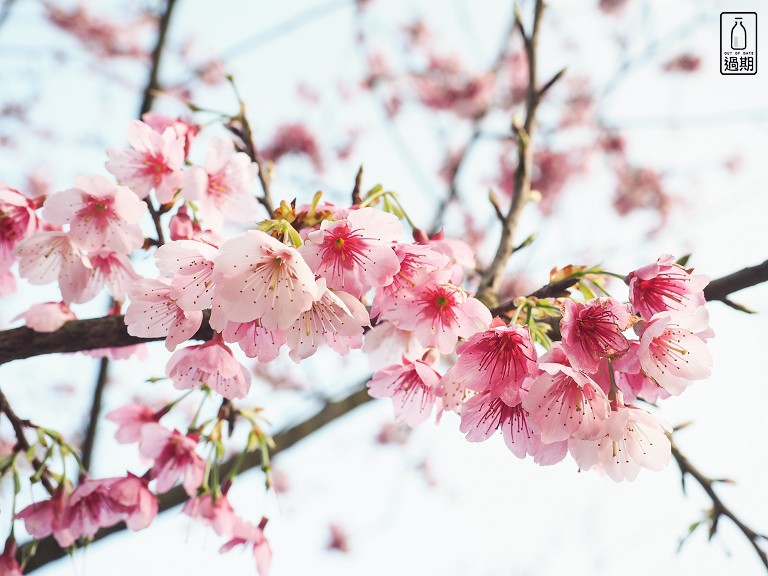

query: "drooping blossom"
left=222, top=320, right=286, bottom=362
left=523, top=361, right=611, bottom=443
left=42, top=175, right=146, bottom=253
left=166, top=338, right=251, bottom=400
left=0, top=184, right=37, bottom=271
left=384, top=270, right=491, bottom=353
left=371, top=243, right=449, bottom=319
left=284, top=278, right=369, bottom=362
left=460, top=385, right=567, bottom=465
left=440, top=319, right=537, bottom=407
left=140, top=424, right=205, bottom=496
left=362, top=321, right=425, bottom=371
left=105, top=403, right=160, bottom=443
left=78, top=250, right=140, bottom=302
left=106, top=119, right=185, bottom=202
left=220, top=519, right=272, bottom=576
left=300, top=207, right=402, bottom=297
left=13, top=301, right=75, bottom=332
left=211, top=230, right=319, bottom=331
left=560, top=297, right=631, bottom=373
left=125, top=278, right=203, bottom=351
left=108, top=474, right=158, bottom=530
left=569, top=406, right=671, bottom=481
left=628, top=254, right=709, bottom=319
left=155, top=239, right=219, bottom=310
left=368, top=358, right=441, bottom=426
left=635, top=307, right=713, bottom=395
left=183, top=492, right=239, bottom=537
left=14, top=488, right=71, bottom=547
left=0, top=538, right=23, bottom=576
left=183, top=137, right=260, bottom=230
left=169, top=204, right=196, bottom=240
left=13, top=231, right=91, bottom=302
left=599, top=342, right=670, bottom=403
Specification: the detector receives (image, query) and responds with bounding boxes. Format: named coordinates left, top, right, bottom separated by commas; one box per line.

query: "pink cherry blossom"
left=560, top=297, right=631, bottom=374
left=367, top=358, right=442, bottom=426
left=183, top=137, right=260, bottom=230
left=523, top=362, right=611, bottom=443
left=222, top=320, right=286, bottom=362
left=13, top=231, right=91, bottom=302
left=362, top=321, right=425, bottom=371
left=220, top=519, right=272, bottom=576
left=418, top=232, right=475, bottom=284
left=636, top=307, right=713, bottom=395
left=142, top=112, right=199, bottom=157
left=78, top=250, right=140, bottom=302
left=384, top=270, right=492, bottom=353
left=569, top=406, right=671, bottom=481
left=371, top=243, right=449, bottom=319
left=106, top=119, right=185, bottom=202
left=140, top=424, right=205, bottom=496
left=166, top=338, right=251, bottom=400
left=155, top=239, right=219, bottom=310
left=0, top=538, right=23, bottom=576
left=13, top=301, right=75, bottom=332
left=109, top=474, right=158, bottom=530
left=42, top=175, right=146, bottom=253
left=460, top=387, right=567, bottom=465
left=0, top=184, right=38, bottom=272
left=183, top=492, right=239, bottom=537
left=105, top=403, right=159, bottom=443
left=211, top=230, right=319, bottom=331
left=125, top=277, right=203, bottom=351
left=628, top=254, right=709, bottom=319
left=169, top=204, right=196, bottom=240
left=440, top=319, right=537, bottom=405
left=56, top=478, right=126, bottom=546
left=299, top=207, right=402, bottom=297
left=14, top=488, right=72, bottom=547
left=284, top=278, right=369, bottom=361
left=601, top=342, right=670, bottom=403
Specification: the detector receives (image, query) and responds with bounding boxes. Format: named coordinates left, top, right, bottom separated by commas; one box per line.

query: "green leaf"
left=676, top=254, right=692, bottom=267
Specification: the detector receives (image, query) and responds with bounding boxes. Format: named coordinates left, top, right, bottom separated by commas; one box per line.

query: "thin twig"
left=21, top=385, right=374, bottom=572
left=476, top=0, right=555, bottom=308
left=671, top=438, right=768, bottom=571
left=80, top=357, right=109, bottom=472
left=0, top=388, right=56, bottom=495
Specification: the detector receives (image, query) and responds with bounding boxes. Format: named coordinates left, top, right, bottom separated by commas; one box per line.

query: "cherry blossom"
left=211, top=230, right=319, bottom=331
left=362, top=321, right=425, bottom=371
left=523, top=361, right=611, bottom=443
left=13, top=231, right=92, bottom=303
left=560, top=297, right=631, bottom=373
left=384, top=269, right=491, bottom=353
left=108, top=474, right=158, bottom=531
left=368, top=358, right=442, bottom=426
left=79, top=250, right=140, bottom=302
left=183, top=137, right=260, bottom=230
left=42, top=175, right=146, bottom=253
left=125, top=277, right=203, bottom=351
left=628, top=254, right=709, bottom=319
left=140, top=424, right=205, bottom=495
left=155, top=239, right=219, bottom=311
left=570, top=406, right=671, bottom=481
left=13, top=301, right=75, bottom=332
left=0, top=538, right=23, bottom=576
left=14, top=488, right=71, bottom=547
left=166, top=338, right=252, bottom=400
left=222, top=320, right=286, bottom=362
left=636, top=307, right=713, bottom=395
left=106, top=119, right=185, bottom=202
left=106, top=403, right=160, bottom=443
left=300, top=207, right=402, bottom=297
left=0, top=184, right=37, bottom=273
left=284, top=278, right=369, bottom=362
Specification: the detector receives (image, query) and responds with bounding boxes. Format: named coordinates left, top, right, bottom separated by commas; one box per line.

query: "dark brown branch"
left=139, top=0, right=179, bottom=117
left=23, top=386, right=374, bottom=572
left=227, top=109, right=276, bottom=219
left=0, top=388, right=56, bottom=495
left=80, top=357, right=109, bottom=472
left=0, top=312, right=213, bottom=365
left=671, top=438, right=768, bottom=571
left=704, top=259, right=768, bottom=303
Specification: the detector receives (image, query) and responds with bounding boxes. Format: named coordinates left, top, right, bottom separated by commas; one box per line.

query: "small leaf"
left=676, top=254, right=692, bottom=267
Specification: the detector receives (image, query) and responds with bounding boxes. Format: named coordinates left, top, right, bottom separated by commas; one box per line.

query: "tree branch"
left=476, top=0, right=549, bottom=308
left=671, top=438, right=768, bottom=571
left=22, top=386, right=374, bottom=572
left=704, top=259, right=768, bottom=303
left=80, top=357, right=109, bottom=472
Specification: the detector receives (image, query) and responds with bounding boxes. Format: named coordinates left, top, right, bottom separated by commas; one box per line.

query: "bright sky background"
left=1, top=0, right=767, bottom=574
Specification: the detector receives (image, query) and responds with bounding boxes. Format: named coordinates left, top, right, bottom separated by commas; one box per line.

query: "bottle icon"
left=731, top=18, right=747, bottom=50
